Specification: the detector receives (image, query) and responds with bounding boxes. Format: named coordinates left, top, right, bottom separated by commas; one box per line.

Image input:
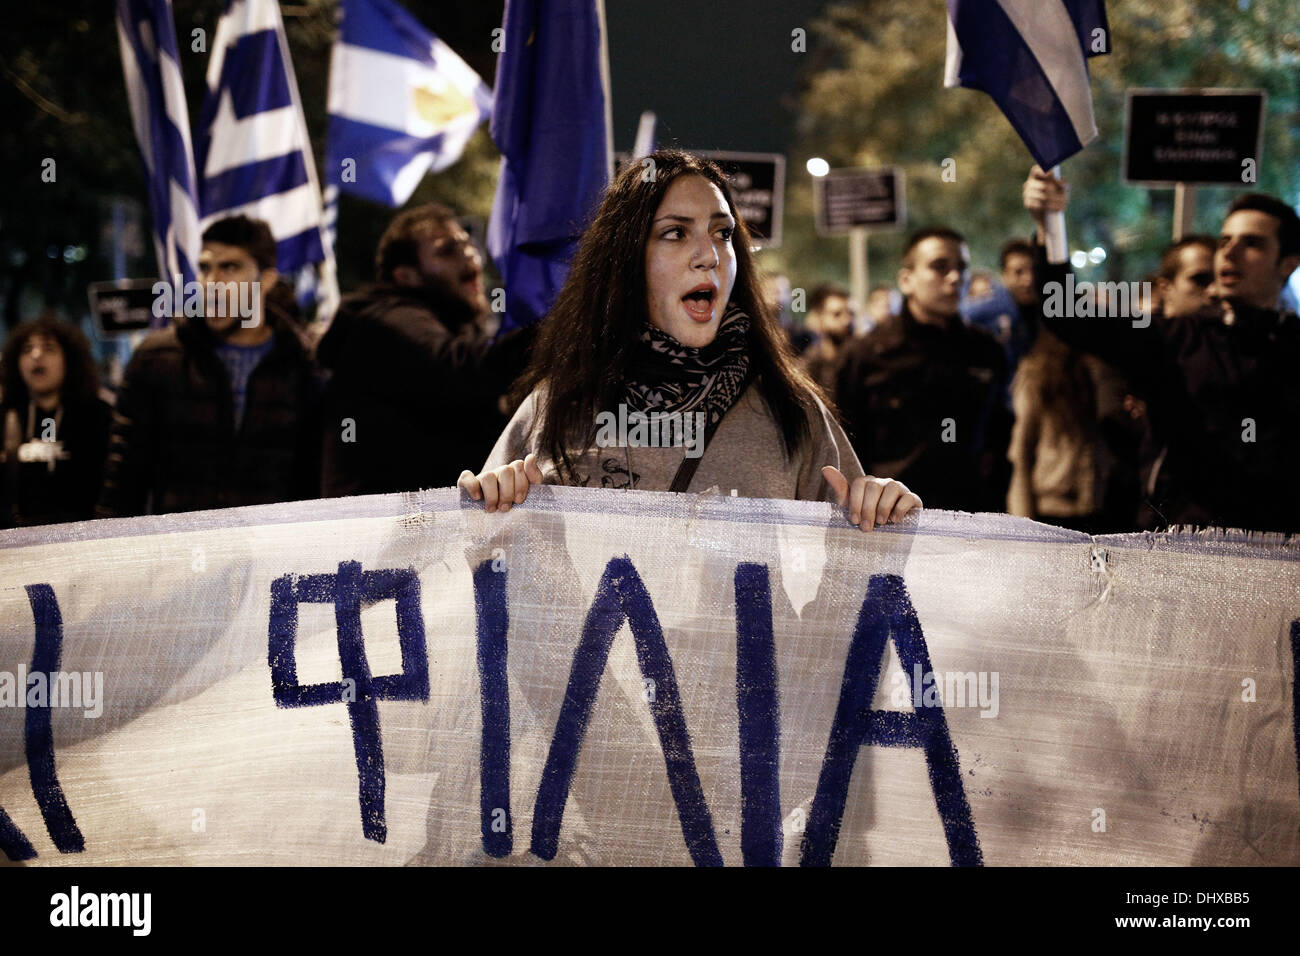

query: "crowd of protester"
left=1, top=160, right=1297, bottom=536
left=798, top=168, right=1300, bottom=535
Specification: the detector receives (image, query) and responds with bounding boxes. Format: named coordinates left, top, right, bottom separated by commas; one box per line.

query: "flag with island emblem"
left=326, top=0, right=492, bottom=207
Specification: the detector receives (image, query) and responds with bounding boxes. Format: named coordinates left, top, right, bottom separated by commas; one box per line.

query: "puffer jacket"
left=96, top=307, right=322, bottom=517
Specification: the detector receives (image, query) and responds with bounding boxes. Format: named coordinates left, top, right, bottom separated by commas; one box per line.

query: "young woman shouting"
left=459, top=150, right=920, bottom=532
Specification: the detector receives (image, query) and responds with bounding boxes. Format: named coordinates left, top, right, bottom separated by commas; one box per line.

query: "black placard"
left=814, top=166, right=905, bottom=236
left=87, top=279, right=161, bottom=334
left=1124, top=89, right=1265, bottom=186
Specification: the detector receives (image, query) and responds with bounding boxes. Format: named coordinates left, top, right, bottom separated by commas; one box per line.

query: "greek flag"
left=326, top=0, right=492, bottom=207
left=115, top=0, right=202, bottom=285
left=487, top=0, right=613, bottom=332
left=196, top=0, right=333, bottom=286
left=945, top=0, right=1110, bottom=169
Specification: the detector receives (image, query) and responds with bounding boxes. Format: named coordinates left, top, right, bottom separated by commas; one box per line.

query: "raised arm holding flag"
left=945, top=0, right=1109, bottom=169
left=945, top=0, right=1109, bottom=261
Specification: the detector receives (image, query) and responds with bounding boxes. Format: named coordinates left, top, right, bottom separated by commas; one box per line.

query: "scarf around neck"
left=623, top=305, right=753, bottom=433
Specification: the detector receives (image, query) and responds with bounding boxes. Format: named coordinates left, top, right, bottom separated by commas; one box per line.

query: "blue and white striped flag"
left=195, top=0, right=336, bottom=313
left=326, top=0, right=492, bottom=207
left=115, top=0, right=203, bottom=286
left=945, top=0, right=1110, bottom=169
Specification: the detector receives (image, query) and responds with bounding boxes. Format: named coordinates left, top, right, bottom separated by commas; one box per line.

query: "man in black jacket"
left=97, top=216, right=321, bottom=517
left=317, top=203, right=531, bottom=497
left=1026, top=167, right=1300, bottom=533
left=834, top=227, right=1010, bottom=513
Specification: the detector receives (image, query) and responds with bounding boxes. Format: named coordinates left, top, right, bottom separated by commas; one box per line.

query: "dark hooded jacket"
left=96, top=305, right=322, bottom=518
left=315, top=284, right=533, bottom=497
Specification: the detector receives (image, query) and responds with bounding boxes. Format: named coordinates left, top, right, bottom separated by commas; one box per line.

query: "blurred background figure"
left=762, top=272, right=808, bottom=354
left=317, top=203, right=533, bottom=497
left=961, top=239, right=1045, bottom=412
left=996, top=238, right=1042, bottom=374
left=800, top=282, right=853, bottom=394
left=1, top=311, right=111, bottom=527
left=97, top=216, right=321, bottom=517
left=1006, top=328, right=1106, bottom=532
left=865, top=283, right=895, bottom=331
left=966, top=270, right=994, bottom=301
left=1130, top=236, right=1216, bottom=528
left=836, top=227, right=1010, bottom=512
left=1156, top=236, right=1216, bottom=319
left=1000, top=239, right=1037, bottom=310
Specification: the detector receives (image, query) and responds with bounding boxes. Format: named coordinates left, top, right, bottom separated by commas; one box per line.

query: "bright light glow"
left=1070, top=250, right=1089, bottom=269
left=806, top=157, right=830, bottom=177
left=1088, top=246, right=1107, bottom=264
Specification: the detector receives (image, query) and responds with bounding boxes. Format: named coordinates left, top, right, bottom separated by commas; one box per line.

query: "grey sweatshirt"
left=483, top=380, right=865, bottom=503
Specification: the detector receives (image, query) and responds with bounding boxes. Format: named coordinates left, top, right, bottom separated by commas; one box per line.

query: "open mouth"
left=681, top=285, right=717, bottom=322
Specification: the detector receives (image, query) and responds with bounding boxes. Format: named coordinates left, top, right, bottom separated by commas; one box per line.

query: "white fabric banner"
left=1, top=487, right=1297, bottom=866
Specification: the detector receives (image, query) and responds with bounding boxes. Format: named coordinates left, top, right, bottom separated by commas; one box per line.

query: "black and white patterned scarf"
left=623, top=304, right=753, bottom=432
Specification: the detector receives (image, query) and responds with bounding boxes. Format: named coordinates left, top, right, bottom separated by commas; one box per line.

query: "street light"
left=806, top=157, right=829, bottom=177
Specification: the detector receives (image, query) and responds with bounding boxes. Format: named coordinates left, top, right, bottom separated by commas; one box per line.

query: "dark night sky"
left=422, top=0, right=832, bottom=157
left=604, top=0, right=831, bottom=155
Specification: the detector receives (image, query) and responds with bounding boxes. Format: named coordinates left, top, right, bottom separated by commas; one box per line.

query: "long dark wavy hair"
left=513, top=149, right=822, bottom=480
left=1, top=311, right=100, bottom=412
left=1016, top=328, right=1097, bottom=439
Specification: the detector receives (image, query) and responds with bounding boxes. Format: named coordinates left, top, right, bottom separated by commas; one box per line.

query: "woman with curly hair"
left=1, top=311, right=111, bottom=526
left=459, top=150, right=920, bottom=531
